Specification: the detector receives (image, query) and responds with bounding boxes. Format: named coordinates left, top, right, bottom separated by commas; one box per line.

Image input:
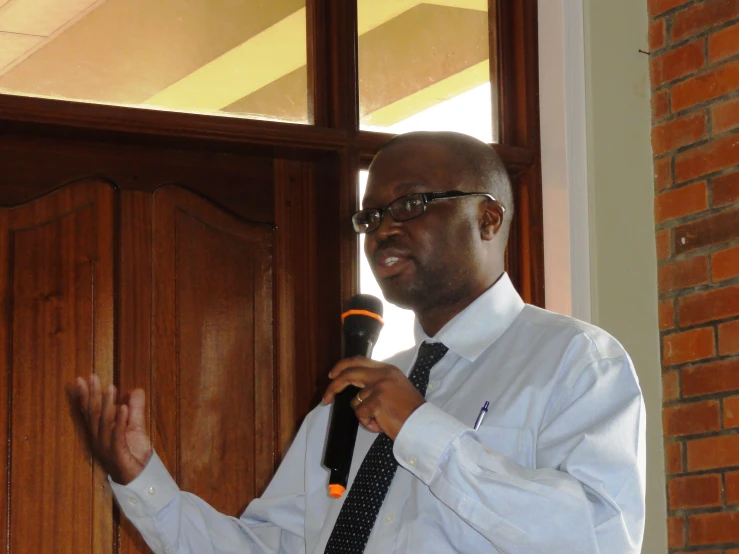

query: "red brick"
left=658, top=255, right=710, bottom=292
left=672, top=0, right=739, bottom=41
left=663, top=327, right=716, bottom=365
left=712, top=96, right=739, bottom=134
left=655, top=181, right=708, bottom=222
left=664, top=368, right=680, bottom=401
left=687, top=433, right=739, bottom=470
left=710, top=21, right=739, bottom=62
left=664, top=400, right=721, bottom=436
left=672, top=60, right=739, bottom=113
left=651, top=40, right=706, bottom=88
left=652, top=112, right=707, bottom=155
left=679, top=284, right=739, bottom=326
left=726, top=470, right=739, bottom=503
left=665, top=440, right=684, bottom=473
left=719, top=319, right=739, bottom=354
left=683, top=358, right=739, bottom=397
left=724, top=394, right=739, bottom=427
left=668, top=516, right=685, bottom=548
left=653, top=89, right=670, bottom=122
left=655, top=156, right=672, bottom=190
left=689, top=511, right=739, bottom=545
left=657, top=228, right=672, bottom=260
left=650, top=18, right=667, bottom=51
left=714, top=171, right=739, bottom=206
left=673, top=208, right=739, bottom=254
left=713, top=245, right=739, bottom=282
left=674, top=132, right=739, bottom=181
left=668, top=473, right=722, bottom=509
left=660, top=298, right=676, bottom=330
left=650, top=0, right=692, bottom=16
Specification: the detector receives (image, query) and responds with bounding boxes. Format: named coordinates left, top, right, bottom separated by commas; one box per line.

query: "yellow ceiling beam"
left=146, top=0, right=487, bottom=113
left=361, top=60, right=489, bottom=127
left=144, top=8, right=306, bottom=112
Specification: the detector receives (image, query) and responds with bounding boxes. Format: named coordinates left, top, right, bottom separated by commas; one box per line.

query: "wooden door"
left=0, top=181, right=115, bottom=553
left=0, top=127, right=343, bottom=553
left=151, top=186, right=275, bottom=511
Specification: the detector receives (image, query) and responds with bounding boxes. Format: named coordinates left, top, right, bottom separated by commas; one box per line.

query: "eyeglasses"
left=352, top=190, right=504, bottom=234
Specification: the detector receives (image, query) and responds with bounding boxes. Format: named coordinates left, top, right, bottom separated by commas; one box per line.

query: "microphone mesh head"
left=348, top=294, right=383, bottom=318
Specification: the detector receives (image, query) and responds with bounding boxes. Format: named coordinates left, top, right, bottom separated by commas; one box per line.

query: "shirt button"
left=427, top=381, right=438, bottom=391
left=164, top=546, right=171, bottom=552
left=408, top=456, right=417, bottom=466
left=147, top=486, right=156, bottom=495
left=385, top=514, right=394, bottom=523
left=128, top=497, right=138, bottom=505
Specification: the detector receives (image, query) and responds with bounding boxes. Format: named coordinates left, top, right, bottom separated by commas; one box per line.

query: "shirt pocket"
left=475, top=425, right=535, bottom=469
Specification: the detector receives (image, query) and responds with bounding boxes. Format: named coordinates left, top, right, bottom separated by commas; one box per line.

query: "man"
left=76, top=131, right=646, bottom=553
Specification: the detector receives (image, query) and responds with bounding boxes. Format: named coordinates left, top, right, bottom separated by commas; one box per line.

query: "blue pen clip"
left=473, top=401, right=490, bottom=430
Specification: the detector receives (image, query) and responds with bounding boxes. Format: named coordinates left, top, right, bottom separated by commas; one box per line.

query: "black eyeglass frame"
left=352, top=190, right=505, bottom=234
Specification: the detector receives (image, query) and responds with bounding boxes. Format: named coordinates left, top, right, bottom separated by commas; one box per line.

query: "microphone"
left=323, top=294, right=384, bottom=498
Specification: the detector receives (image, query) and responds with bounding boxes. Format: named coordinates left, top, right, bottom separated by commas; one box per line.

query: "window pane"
left=0, top=0, right=309, bottom=123
left=358, top=0, right=493, bottom=143
left=358, top=170, right=415, bottom=361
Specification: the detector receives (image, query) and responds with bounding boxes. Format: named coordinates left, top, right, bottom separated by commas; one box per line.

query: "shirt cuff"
left=393, top=402, right=469, bottom=484
left=108, top=451, right=180, bottom=518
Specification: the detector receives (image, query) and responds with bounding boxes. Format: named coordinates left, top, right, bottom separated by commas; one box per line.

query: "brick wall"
left=649, top=0, right=739, bottom=551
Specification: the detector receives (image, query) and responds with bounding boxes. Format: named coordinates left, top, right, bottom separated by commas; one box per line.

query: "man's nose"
left=372, top=211, right=404, bottom=242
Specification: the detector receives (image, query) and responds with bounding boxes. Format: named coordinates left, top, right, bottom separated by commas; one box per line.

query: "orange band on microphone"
left=341, top=309, right=384, bottom=325
left=328, top=484, right=345, bottom=498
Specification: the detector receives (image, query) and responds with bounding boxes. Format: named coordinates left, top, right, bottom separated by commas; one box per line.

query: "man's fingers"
left=353, top=392, right=382, bottom=433
left=112, top=404, right=129, bottom=455
left=99, top=385, right=117, bottom=452
left=328, top=356, right=385, bottom=379
left=88, top=374, right=103, bottom=440
left=76, top=377, right=90, bottom=412
left=127, top=389, right=147, bottom=430
left=322, top=368, right=375, bottom=405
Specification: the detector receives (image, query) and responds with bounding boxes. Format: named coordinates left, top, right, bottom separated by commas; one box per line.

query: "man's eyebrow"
left=362, top=181, right=429, bottom=208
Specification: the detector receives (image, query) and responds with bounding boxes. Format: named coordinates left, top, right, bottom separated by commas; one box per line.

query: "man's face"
left=362, top=141, right=484, bottom=313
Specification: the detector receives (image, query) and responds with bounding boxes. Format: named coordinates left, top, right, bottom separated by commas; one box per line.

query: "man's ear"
left=480, top=202, right=504, bottom=240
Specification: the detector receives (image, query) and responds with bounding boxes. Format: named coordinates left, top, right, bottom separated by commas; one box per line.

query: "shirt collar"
left=412, top=272, right=525, bottom=362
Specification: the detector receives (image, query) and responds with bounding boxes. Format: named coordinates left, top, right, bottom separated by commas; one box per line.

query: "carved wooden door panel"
left=151, top=186, right=275, bottom=511
left=0, top=181, right=115, bottom=554
left=117, top=185, right=276, bottom=554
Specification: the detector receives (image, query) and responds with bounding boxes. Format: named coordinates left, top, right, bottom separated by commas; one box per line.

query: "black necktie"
left=324, top=341, right=449, bottom=554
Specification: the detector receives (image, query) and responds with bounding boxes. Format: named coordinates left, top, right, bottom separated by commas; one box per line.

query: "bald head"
left=376, top=131, right=514, bottom=239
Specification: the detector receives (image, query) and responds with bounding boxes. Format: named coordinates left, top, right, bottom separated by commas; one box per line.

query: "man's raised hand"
left=75, top=375, right=152, bottom=485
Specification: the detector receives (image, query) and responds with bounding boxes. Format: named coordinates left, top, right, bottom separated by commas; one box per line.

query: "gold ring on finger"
left=355, top=392, right=363, bottom=405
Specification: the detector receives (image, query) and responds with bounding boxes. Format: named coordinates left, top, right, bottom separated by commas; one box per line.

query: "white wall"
left=539, top=0, right=667, bottom=552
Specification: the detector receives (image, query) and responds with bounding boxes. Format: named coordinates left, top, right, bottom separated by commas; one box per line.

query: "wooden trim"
left=496, top=0, right=545, bottom=306
left=489, top=0, right=503, bottom=144
left=273, top=160, right=299, bottom=461
left=0, top=94, right=347, bottom=152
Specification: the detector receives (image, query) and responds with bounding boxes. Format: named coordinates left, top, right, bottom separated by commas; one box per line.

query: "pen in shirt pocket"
left=473, top=401, right=490, bottom=430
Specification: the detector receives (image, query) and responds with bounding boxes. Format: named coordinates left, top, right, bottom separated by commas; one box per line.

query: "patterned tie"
left=324, top=341, right=449, bottom=554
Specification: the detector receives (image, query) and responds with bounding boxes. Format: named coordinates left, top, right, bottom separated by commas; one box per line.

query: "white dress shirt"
left=111, top=273, right=646, bottom=553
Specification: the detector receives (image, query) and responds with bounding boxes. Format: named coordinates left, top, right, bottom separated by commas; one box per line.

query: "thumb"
left=127, top=389, right=147, bottom=430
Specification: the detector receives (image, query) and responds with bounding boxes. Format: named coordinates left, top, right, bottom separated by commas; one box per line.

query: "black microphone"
left=323, top=294, right=384, bottom=498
